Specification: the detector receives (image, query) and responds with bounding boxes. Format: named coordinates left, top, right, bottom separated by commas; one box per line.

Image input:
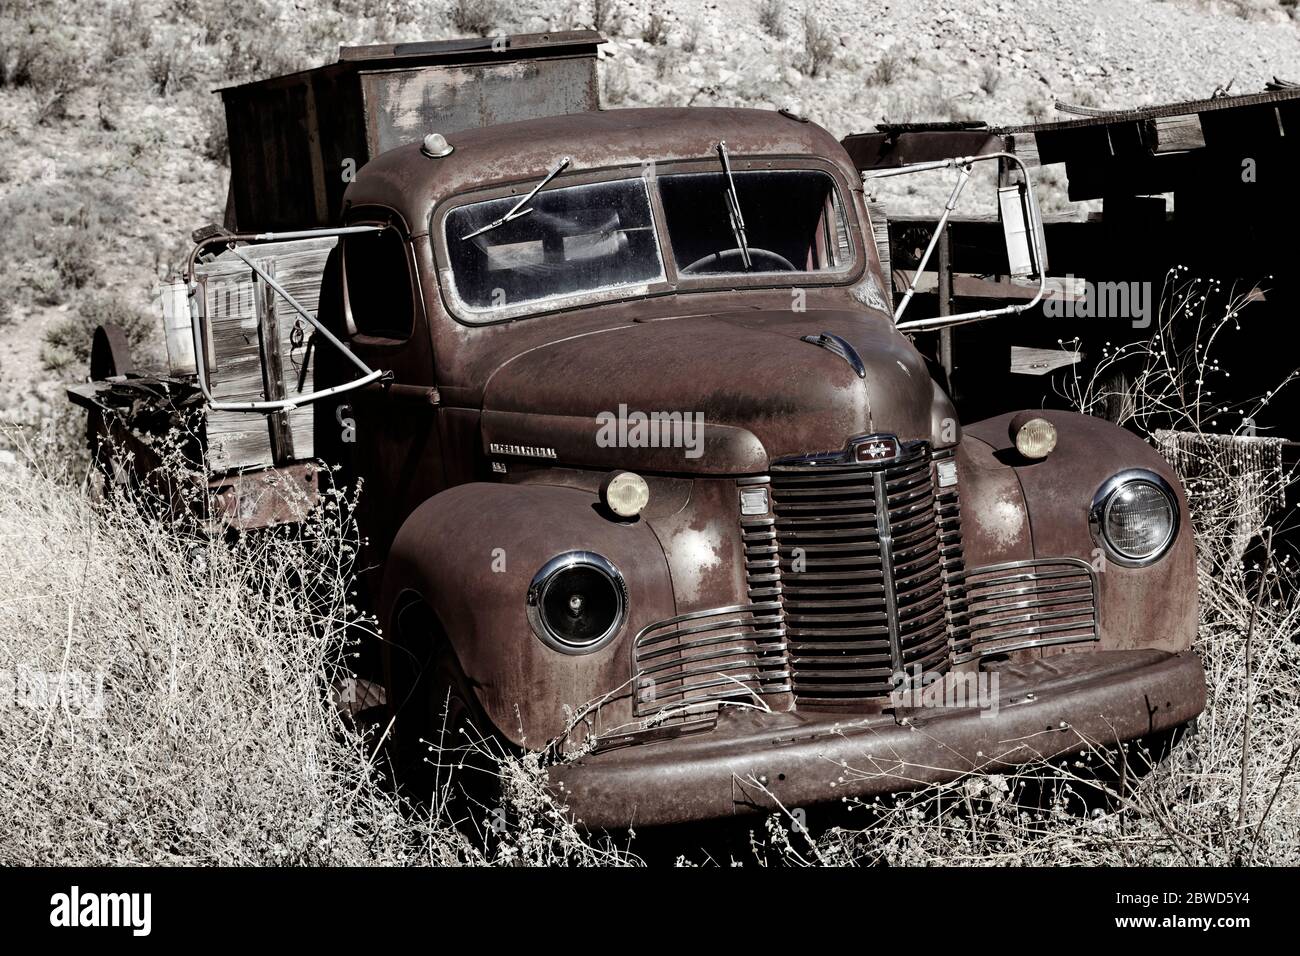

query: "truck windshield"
left=445, top=177, right=664, bottom=315
left=658, top=168, right=852, bottom=276
left=442, top=167, right=856, bottom=321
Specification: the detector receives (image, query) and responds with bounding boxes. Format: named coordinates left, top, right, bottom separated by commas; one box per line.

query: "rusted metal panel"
left=362, top=57, right=598, bottom=155
left=841, top=124, right=1002, bottom=171
left=208, top=463, right=321, bottom=530
left=552, top=650, right=1206, bottom=828
left=218, top=31, right=603, bottom=231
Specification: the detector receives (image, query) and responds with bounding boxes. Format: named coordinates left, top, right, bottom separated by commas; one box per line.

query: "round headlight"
left=526, top=551, right=627, bottom=653
left=1090, top=469, right=1179, bottom=566
left=1010, top=413, right=1057, bottom=460
left=600, top=471, right=650, bottom=518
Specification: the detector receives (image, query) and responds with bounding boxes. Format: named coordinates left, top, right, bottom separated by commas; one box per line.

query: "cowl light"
left=601, top=471, right=650, bottom=518
left=1009, top=412, right=1057, bottom=460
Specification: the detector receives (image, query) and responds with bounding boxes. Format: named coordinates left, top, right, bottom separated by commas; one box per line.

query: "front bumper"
left=550, top=649, right=1206, bottom=829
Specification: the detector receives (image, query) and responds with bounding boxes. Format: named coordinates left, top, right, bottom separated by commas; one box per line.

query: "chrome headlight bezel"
left=1089, top=468, right=1180, bottom=567
left=526, top=550, right=628, bottom=654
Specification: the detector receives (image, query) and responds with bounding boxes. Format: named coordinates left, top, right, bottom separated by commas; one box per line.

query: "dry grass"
left=0, top=433, right=446, bottom=864
left=0, top=422, right=642, bottom=865
left=3, top=267, right=1298, bottom=865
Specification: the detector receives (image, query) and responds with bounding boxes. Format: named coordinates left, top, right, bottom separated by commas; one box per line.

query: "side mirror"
left=862, top=151, right=1050, bottom=331
left=999, top=180, right=1047, bottom=279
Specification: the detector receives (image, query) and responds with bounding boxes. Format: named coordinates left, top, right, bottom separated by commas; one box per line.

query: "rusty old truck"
left=70, top=33, right=1205, bottom=829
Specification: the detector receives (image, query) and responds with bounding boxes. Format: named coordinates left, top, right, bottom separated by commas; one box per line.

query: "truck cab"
left=317, top=106, right=1205, bottom=828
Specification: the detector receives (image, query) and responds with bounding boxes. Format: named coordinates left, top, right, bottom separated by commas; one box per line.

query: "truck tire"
left=421, top=643, right=501, bottom=827
left=389, top=601, right=502, bottom=826
left=90, top=323, right=134, bottom=380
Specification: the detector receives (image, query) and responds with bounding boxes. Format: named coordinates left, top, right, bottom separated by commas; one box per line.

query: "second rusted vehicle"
left=77, top=37, right=1205, bottom=829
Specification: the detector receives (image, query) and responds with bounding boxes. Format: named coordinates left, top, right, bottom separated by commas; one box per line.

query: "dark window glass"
left=445, top=178, right=664, bottom=318
left=658, top=169, right=853, bottom=276
left=343, top=228, right=415, bottom=339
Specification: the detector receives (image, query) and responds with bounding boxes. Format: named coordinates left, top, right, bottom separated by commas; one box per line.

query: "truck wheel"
left=86, top=324, right=135, bottom=491
left=402, top=639, right=502, bottom=827
left=90, top=323, right=134, bottom=380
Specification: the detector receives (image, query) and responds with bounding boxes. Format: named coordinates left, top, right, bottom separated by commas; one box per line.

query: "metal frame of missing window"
left=184, top=225, right=389, bottom=414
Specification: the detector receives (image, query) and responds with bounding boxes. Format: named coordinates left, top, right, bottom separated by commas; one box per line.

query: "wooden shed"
left=218, top=30, right=605, bottom=231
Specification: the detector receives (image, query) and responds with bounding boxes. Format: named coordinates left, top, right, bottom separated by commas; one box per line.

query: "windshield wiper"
left=716, top=141, right=752, bottom=270
left=459, top=155, right=571, bottom=241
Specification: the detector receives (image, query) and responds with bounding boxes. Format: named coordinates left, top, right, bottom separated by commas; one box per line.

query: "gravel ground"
left=598, top=0, right=1300, bottom=135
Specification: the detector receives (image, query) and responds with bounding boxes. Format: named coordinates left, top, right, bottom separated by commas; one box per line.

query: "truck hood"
left=480, top=310, right=950, bottom=474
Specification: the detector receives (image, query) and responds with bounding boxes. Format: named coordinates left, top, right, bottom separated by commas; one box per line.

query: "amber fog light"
left=527, top=552, right=628, bottom=653
left=600, top=471, right=650, bottom=518
left=1090, top=469, right=1179, bottom=566
left=1009, top=412, right=1057, bottom=460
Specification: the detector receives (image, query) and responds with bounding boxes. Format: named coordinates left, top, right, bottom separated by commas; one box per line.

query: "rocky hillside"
left=2, top=0, right=1300, bottom=440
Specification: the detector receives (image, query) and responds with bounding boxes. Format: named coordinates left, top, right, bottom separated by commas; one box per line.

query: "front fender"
left=379, top=482, right=676, bottom=747
left=960, top=411, right=1196, bottom=654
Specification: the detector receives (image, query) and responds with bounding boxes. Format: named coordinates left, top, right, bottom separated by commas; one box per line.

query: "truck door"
left=327, top=215, right=445, bottom=585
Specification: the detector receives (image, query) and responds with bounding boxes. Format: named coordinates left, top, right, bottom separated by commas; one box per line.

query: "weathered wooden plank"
left=1146, top=113, right=1205, bottom=154
left=198, top=237, right=335, bottom=472
left=1010, top=345, right=1082, bottom=376
left=258, top=266, right=295, bottom=464
left=866, top=202, right=892, bottom=268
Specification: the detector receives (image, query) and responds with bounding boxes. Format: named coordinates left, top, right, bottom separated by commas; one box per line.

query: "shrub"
left=591, top=0, right=627, bottom=35
left=40, top=293, right=157, bottom=374
left=642, top=12, right=669, bottom=46
left=800, top=10, right=835, bottom=77
left=44, top=208, right=97, bottom=293
left=0, top=27, right=38, bottom=88
left=869, top=50, right=899, bottom=86
left=449, top=0, right=499, bottom=37
left=201, top=95, right=229, bottom=165
left=980, top=62, right=1000, bottom=96
left=681, top=17, right=701, bottom=54
left=759, top=0, right=788, bottom=40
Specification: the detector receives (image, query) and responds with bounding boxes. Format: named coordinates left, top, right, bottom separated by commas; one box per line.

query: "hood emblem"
left=800, top=331, right=866, bottom=379
left=852, top=434, right=900, bottom=463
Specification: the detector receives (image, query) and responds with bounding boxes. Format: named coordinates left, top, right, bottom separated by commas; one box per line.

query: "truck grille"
left=954, top=557, right=1099, bottom=661
left=629, top=439, right=1102, bottom=719
left=632, top=603, right=790, bottom=717
left=750, top=440, right=959, bottom=703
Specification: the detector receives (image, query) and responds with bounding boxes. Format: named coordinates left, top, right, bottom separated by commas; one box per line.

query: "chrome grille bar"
left=953, top=557, right=1099, bottom=662
left=632, top=601, right=791, bottom=717
left=764, top=440, right=957, bottom=703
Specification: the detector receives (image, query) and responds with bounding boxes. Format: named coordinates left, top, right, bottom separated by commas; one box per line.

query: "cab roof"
left=342, top=107, right=857, bottom=233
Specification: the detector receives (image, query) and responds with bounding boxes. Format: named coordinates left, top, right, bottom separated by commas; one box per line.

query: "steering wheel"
left=681, top=247, right=797, bottom=275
